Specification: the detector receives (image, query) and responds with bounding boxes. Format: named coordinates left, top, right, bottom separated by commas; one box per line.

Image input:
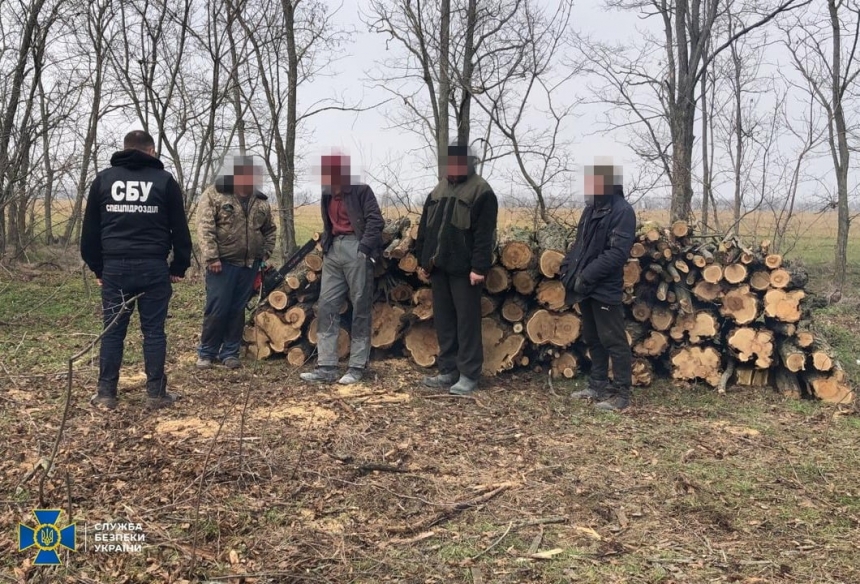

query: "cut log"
left=623, top=260, right=642, bottom=288
left=802, top=371, right=855, bottom=404
left=383, top=237, right=402, bottom=259
left=538, top=250, right=565, bottom=278
left=749, top=270, right=771, bottom=292
left=723, top=263, right=748, bottom=285
left=371, top=303, right=406, bottom=349
left=631, top=358, right=654, bottom=387
left=512, top=269, right=539, bottom=295
left=412, top=288, right=434, bottom=321
left=675, top=284, right=694, bottom=314
left=551, top=351, right=579, bottom=379
left=671, top=220, right=689, bottom=239
left=482, top=317, right=527, bottom=375
left=246, top=325, right=273, bottom=360
left=536, top=279, right=567, bottom=311
left=795, top=330, right=815, bottom=349
left=631, top=301, right=652, bottom=323
left=390, top=233, right=415, bottom=260
left=649, top=306, right=675, bottom=332
left=499, top=231, right=536, bottom=270
left=639, top=221, right=662, bottom=242
left=720, top=285, right=758, bottom=325
left=285, top=264, right=310, bottom=291
left=670, top=312, right=718, bottom=344
left=809, top=337, right=835, bottom=372
left=485, top=265, right=512, bottom=294
left=763, top=288, right=805, bottom=323
left=764, top=254, right=782, bottom=269
left=267, top=290, right=291, bottom=311
left=666, top=263, right=681, bottom=283
left=727, top=327, right=775, bottom=369
left=286, top=342, right=313, bottom=367
left=629, top=242, right=647, bottom=259
left=702, top=264, right=723, bottom=284
left=769, top=268, right=791, bottom=289
left=693, top=281, right=723, bottom=303
left=398, top=253, right=419, bottom=274
left=304, top=251, right=324, bottom=272
left=656, top=281, right=670, bottom=302
left=778, top=338, right=806, bottom=373
left=481, top=295, right=500, bottom=317
left=633, top=331, right=670, bottom=357
left=675, top=259, right=690, bottom=274
left=255, top=310, right=303, bottom=353
left=670, top=346, right=722, bottom=387
left=404, top=321, right=441, bottom=368
left=774, top=368, right=803, bottom=399
left=390, top=282, right=414, bottom=304
left=525, top=309, right=581, bottom=347
left=501, top=294, right=529, bottom=324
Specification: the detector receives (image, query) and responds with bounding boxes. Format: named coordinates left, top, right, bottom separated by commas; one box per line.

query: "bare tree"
left=578, top=0, right=810, bottom=222
left=783, top=0, right=860, bottom=290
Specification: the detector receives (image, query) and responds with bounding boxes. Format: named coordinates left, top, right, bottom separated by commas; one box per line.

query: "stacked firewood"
left=244, top=218, right=854, bottom=404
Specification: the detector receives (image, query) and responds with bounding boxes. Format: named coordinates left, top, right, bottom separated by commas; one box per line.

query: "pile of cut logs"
left=244, top=217, right=854, bottom=404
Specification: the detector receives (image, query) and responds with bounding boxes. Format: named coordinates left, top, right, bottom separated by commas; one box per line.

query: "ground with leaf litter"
left=1, top=272, right=859, bottom=583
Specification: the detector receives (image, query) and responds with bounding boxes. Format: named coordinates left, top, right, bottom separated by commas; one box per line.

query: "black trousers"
left=99, top=259, right=172, bottom=397
left=580, top=298, right=632, bottom=391
left=431, top=270, right=483, bottom=379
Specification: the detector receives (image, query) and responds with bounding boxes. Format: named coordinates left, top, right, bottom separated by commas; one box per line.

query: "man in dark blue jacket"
left=81, top=130, right=192, bottom=410
left=301, top=152, right=384, bottom=385
left=560, top=163, right=636, bottom=411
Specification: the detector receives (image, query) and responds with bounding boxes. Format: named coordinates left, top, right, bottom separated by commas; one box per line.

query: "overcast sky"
left=291, top=0, right=645, bottom=203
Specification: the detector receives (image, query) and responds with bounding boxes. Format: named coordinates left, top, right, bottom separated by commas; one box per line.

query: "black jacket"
left=80, top=149, right=192, bottom=278
left=414, top=173, right=498, bottom=276
left=560, top=189, right=636, bottom=305
left=320, top=183, right=385, bottom=259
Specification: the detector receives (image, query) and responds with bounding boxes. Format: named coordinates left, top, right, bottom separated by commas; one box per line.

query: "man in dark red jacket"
left=560, top=163, right=636, bottom=411
left=301, top=153, right=384, bottom=385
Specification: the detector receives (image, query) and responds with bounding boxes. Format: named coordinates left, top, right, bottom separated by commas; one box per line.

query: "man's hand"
left=469, top=271, right=485, bottom=286
left=418, top=267, right=430, bottom=280
left=96, top=278, right=103, bottom=287
left=170, top=275, right=184, bottom=284
left=208, top=260, right=223, bottom=274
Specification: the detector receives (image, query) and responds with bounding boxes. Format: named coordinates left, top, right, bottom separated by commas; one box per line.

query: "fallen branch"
left=387, top=482, right=513, bottom=535
left=356, top=462, right=409, bottom=475
left=470, top=521, right=513, bottom=561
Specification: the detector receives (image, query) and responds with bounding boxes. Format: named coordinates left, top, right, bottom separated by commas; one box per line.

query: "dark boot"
left=422, top=371, right=459, bottom=388
left=570, top=379, right=610, bottom=400
left=595, top=385, right=631, bottom=412
left=91, top=384, right=118, bottom=409
left=145, top=376, right=180, bottom=410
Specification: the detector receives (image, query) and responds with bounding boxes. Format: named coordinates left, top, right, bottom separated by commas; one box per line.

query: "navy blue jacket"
left=560, top=189, right=636, bottom=305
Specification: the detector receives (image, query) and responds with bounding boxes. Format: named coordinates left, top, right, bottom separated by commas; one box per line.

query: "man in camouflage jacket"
left=196, top=156, right=276, bottom=369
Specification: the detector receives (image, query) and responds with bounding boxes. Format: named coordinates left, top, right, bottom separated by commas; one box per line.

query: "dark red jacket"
left=320, top=184, right=384, bottom=259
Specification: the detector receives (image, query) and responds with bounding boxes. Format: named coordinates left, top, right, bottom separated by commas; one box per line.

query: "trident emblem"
left=19, top=510, right=76, bottom=565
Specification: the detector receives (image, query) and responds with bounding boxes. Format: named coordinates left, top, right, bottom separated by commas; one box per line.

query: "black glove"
left=573, top=276, right=589, bottom=295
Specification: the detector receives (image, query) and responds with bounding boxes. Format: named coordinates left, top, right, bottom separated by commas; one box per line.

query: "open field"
left=0, top=207, right=859, bottom=583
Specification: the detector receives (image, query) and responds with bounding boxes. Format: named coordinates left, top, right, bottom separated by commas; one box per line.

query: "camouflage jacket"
left=197, top=185, right=277, bottom=267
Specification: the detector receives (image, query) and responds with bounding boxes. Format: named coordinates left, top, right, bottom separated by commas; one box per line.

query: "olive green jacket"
left=196, top=185, right=277, bottom=267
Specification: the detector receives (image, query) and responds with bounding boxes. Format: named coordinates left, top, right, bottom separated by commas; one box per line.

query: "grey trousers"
left=317, top=235, right=374, bottom=368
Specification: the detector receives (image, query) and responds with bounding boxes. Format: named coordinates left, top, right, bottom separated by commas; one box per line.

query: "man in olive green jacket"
left=196, top=156, right=276, bottom=369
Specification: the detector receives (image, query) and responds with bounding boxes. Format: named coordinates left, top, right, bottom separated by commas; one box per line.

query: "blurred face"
left=584, top=173, right=605, bottom=205
left=321, top=155, right=350, bottom=191
left=447, top=155, right=468, bottom=178
left=233, top=165, right=256, bottom=195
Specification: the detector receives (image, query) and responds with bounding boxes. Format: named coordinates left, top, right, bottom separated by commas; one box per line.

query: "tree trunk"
left=437, top=0, right=451, bottom=178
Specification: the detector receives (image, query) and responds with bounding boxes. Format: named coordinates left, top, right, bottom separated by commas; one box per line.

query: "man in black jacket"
left=560, top=163, right=636, bottom=411
left=415, top=143, right=498, bottom=395
left=81, top=130, right=192, bottom=410
left=301, top=152, right=384, bottom=385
